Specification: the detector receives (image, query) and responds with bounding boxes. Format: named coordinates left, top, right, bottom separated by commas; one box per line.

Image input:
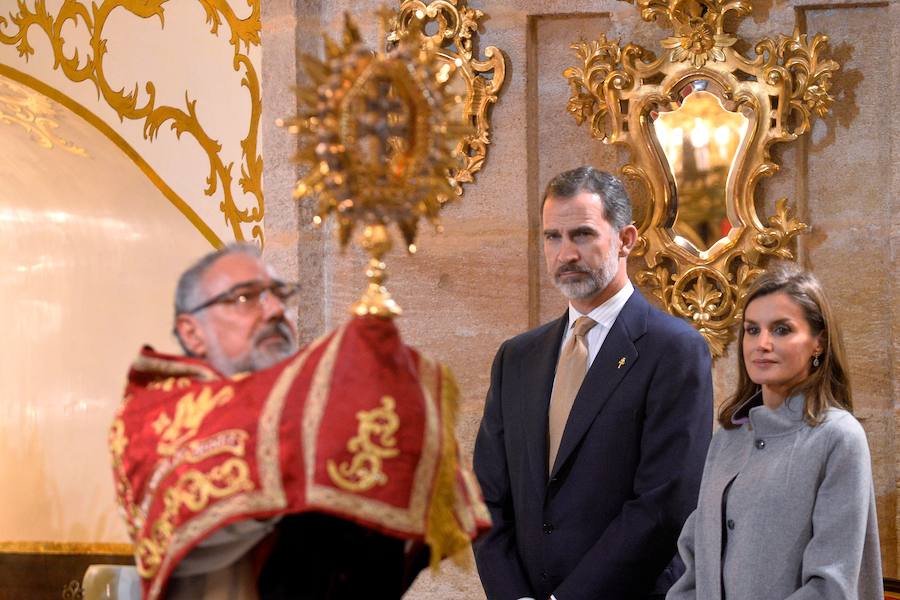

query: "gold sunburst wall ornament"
left=388, top=0, right=506, bottom=196
left=279, top=12, right=469, bottom=318
left=0, top=78, right=87, bottom=157
left=564, top=0, right=839, bottom=357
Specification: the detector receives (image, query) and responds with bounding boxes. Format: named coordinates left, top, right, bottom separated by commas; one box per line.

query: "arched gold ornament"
left=564, top=0, right=839, bottom=357
left=388, top=0, right=506, bottom=197
left=279, top=12, right=469, bottom=318
left=0, top=76, right=88, bottom=156
left=0, top=1, right=263, bottom=246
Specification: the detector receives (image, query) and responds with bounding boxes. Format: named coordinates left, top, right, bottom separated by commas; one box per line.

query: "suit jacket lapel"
left=522, top=314, right=567, bottom=492
left=549, top=293, right=649, bottom=479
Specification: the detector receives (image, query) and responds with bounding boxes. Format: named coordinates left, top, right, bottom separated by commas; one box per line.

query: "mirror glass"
left=651, top=82, right=749, bottom=251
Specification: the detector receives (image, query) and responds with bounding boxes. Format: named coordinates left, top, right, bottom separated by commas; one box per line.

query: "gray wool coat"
left=667, top=394, right=883, bottom=600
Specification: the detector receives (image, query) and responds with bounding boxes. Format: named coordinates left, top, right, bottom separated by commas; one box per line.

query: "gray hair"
left=542, top=166, right=633, bottom=231
left=173, top=242, right=261, bottom=353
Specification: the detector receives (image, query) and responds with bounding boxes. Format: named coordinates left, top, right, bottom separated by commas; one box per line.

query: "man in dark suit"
left=473, top=166, right=713, bottom=600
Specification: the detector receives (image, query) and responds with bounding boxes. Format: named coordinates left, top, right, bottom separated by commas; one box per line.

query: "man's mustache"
left=555, top=263, right=591, bottom=277
left=254, top=320, right=295, bottom=346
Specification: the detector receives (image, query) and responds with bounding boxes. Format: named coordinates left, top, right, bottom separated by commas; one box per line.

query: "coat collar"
left=746, top=393, right=807, bottom=436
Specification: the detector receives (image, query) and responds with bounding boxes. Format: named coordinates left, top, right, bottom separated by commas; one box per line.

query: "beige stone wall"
left=261, top=0, right=900, bottom=595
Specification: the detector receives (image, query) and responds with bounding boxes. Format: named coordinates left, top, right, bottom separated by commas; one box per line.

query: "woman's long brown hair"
left=718, top=266, right=853, bottom=429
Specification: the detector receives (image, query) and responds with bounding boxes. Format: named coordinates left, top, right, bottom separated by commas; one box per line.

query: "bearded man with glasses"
left=108, top=243, right=487, bottom=600
left=172, top=244, right=300, bottom=376
left=159, top=244, right=303, bottom=599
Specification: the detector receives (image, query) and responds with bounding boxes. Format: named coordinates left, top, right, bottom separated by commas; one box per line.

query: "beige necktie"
left=548, top=316, right=597, bottom=473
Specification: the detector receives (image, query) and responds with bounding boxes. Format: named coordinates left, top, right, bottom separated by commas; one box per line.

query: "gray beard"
left=553, top=259, right=618, bottom=302
left=206, top=321, right=298, bottom=376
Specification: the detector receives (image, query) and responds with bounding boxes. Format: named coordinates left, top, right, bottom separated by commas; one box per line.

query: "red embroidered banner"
left=110, top=316, right=490, bottom=600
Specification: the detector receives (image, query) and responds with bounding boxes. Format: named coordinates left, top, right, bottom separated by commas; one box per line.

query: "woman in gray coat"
left=668, top=267, right=883, bottom=600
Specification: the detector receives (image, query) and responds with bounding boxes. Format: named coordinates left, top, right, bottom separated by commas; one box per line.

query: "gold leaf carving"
left=754, top=198, right=808, bottom=259
left=327, top=396, right=401, bottom=492
left=0, top=1, right=264, bottom=243
left=563, top=36, right=626, bottom=141
left=765, top=28, right=840, bottom=137
left=565, top=0, right=833, bottom=356
left=389, top=0, right=506, bottom=194
left=0, top=77, right=87, bottom=156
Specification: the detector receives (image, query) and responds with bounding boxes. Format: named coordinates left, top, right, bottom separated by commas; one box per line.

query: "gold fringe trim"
left=424, top=364, right=473, bottom=570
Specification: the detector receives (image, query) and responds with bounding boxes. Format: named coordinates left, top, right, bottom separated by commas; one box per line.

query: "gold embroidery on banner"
left=151, top=412, right=172, bottom=435
left=0, top=77, right=87, bottom=156
left=141, top=429, right=252, bottom=517
left=147, top=338, right=327, bottom=600
left=110, top=419, right=128, bottom=459
left=0, top=1, right=264, bottom=243
left=156, top=386, right=235, bottom=456
left=110, top=417, right=142, bottom=539
left=147, top=376, right=194, bottom=392
left=306, top=344, right=440, bottom=536
left=303, top=326, right=349, bottom=491
left=327, top=396, right=401, bottom=492
left=183, top=429, right=249, bottom=463
left=136, top=457, right=254, bottom=578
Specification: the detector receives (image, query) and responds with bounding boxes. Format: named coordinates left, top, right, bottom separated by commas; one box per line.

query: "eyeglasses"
left=185, top=280, right=301, bottom=314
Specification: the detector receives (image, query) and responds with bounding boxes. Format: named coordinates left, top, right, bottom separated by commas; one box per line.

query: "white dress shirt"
left=558, top=280, right=634, bottom=370
left=521, top=281, right=634, bottom=600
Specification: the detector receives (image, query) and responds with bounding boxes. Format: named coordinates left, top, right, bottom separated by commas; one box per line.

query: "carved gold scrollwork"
left=327, top=396, right=401, bottom=492
left=0, top=77, right=88, bottom=156
left=565, top=0, right=839, bottom=356
left=389, top=0, right=506, bottom=195
left=0, top=1, right=263, bottom=243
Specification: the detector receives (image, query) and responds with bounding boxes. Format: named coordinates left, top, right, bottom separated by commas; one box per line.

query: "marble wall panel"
left=799, top=2, right=897, bottom=576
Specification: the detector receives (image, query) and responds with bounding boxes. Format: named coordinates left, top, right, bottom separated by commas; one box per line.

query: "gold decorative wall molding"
left=0, top=76, right=87, bottom=156
left=389, top=0, right=506, bottom=196
left=0, top=541, right=133, bottom=555
left=0, top=1, right=263, bottom=245
left=0, top=64, right=222, bottom=247
left=564, top=0, right=839, bottom=356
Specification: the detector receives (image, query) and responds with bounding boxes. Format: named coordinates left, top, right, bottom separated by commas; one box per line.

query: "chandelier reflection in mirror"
left=565, top=0, right=839, bottom=356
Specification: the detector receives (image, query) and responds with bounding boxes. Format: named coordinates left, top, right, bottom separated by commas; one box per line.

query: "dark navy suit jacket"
left=473, top=291, right=712, bottom=600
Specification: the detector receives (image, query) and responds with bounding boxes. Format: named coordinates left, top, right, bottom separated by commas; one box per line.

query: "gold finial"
left=280, top=10, right=469, bottom=318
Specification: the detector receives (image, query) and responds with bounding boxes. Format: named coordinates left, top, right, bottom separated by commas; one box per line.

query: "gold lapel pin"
left=617, top=357, right=626, bottom=369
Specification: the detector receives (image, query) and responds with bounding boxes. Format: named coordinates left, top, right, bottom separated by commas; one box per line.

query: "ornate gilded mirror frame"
left=389, top=0, right=506, bottom=197
left=564, top=0, right=839, bottom=356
